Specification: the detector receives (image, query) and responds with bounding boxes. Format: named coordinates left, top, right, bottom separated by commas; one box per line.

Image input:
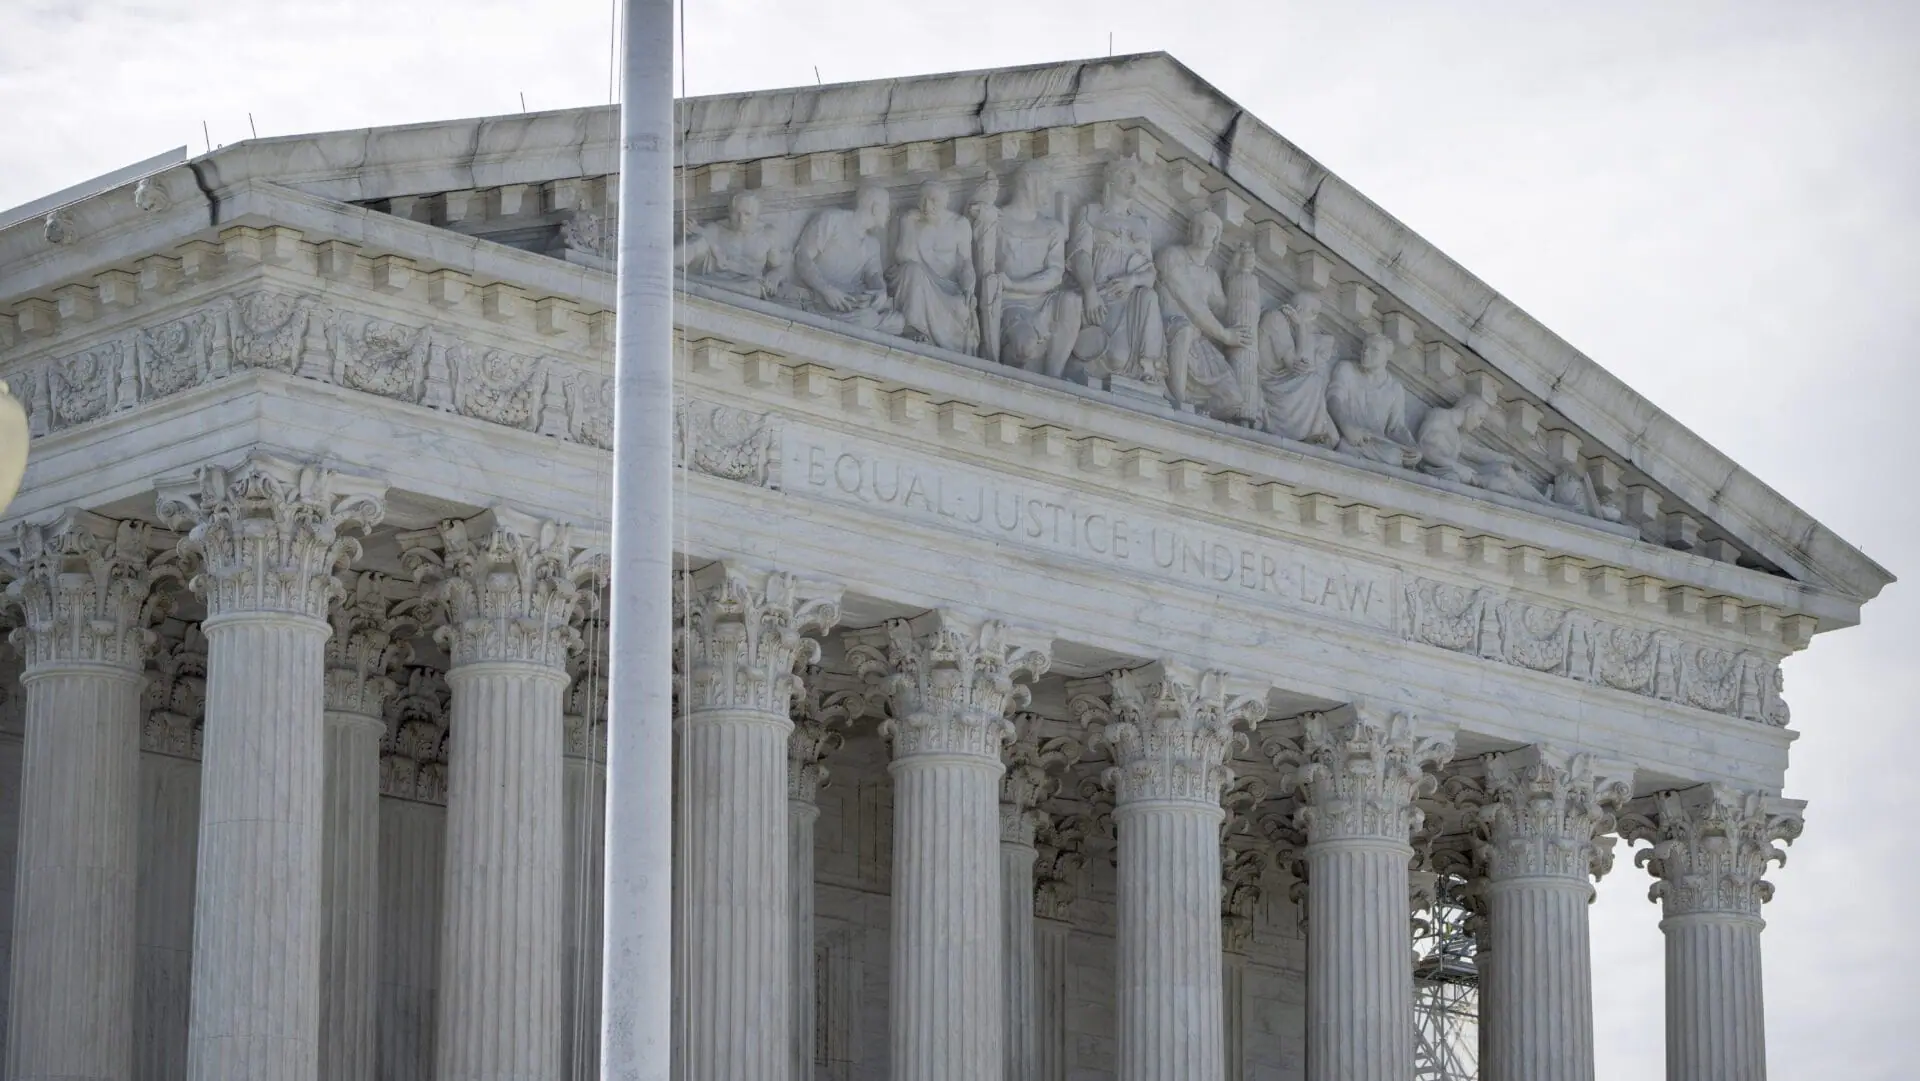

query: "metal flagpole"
left=601, top=0, right=675, bottom=1077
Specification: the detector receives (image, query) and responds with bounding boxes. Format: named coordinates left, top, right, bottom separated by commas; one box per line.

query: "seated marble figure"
left=1070, top=157, right=1164, bottom=384
left=889, top=179, right=979, bottom=354
left=674, top=191, right=786, bottom=300
left=1327, top=333, right=1421, bottom=467
left=1157, top=209, right=1253, bottom=417
left=792, top=183, right=905, bottom=335
left=1255, top=289, right=1339, bottom=446
left=1416, top=395, right=1548, bottom=501
left=970, top=163, right=1085, bottom=379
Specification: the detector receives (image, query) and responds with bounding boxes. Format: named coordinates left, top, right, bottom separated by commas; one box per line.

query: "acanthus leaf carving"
left=156, top=454, right=386, bottom=621
left=2, top=509, right=161, bottom=671
left=400, top=507, right=604, bottom=671
left=1617, top=783, right=1804, bottom=919
left=1072, top=661, right=1266, bottom=806
left=1000, top=717, right=1082, bottom=845
left=1264, top=706, right=1455, bottom=846
left=143, top=623, right=207, bottom=759
left=380, top=664, right=450, bottom=803
left=1476, top=745, right=1632, bottom=884
left=1032, top=810, right=1091, bottom=921
left=673, top=562, right=842, bottom=717
left=847, top=611, right=1050, bottom=760
left=325, top=570, right=418, bottom=717
left=787, top=665, right=870, bottom=803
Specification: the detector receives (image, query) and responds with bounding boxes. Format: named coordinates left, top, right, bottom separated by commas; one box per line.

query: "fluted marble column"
left=850, top=612, right=1051, bottom=1081
left=320, top=572, right=407, bottom=1081
left=1264, top=707, right=1455, bottom=1081
left=1620, top=783, right=1804, bottom=1081
left=787, top=676, right=859, bottom=1081
left=1221, top=846, right=1265, bottom=1081
left=3, top=511, right=155, bottom=1081
left=677, top=563, right=842, bottom=1081
left=1000, top=725, right=1077, bottom=1081
left=158, top=455, right=386, bottom=1081
left=1032, top=814, right=1086, bottom=1081
left=1478, top=746, right=1631, bottom=1081
left=404, top=507, right=599, bottom=1081
left=560, top=672, right=607, bottom=1081
left=1071, top=662, right=1266, bottom=1081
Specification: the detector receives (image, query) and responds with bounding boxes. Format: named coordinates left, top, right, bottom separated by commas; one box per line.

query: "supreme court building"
left=0, top=53, right=1890, bottom=1081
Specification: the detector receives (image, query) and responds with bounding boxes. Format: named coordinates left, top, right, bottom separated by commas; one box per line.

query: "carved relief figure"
left=1549, top=468, right=1624, bottom=521
left=793, top=183, right=903, bottom=334
left=972, top=163, right=1084, bottom=377
left=674, top=191, right=786, bottom=299
left=1416, top=395, right=1548, bottom=502
left=1327, top=333, right=1420, bottom=467
left=1255, top=289, right=1339, bottom=446
left=1070, top=158, right=1164, bottom=383
left=888, top=180, right=978, bottom=353
left=1156, top=209, right=1252, bottom=417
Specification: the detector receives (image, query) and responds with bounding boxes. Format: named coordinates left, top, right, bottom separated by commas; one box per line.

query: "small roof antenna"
left=202, top=121, right=211, bottom=154
left=1109, top=32, right=1114, bottom=56
left=248, top=113, right=258, bottom=139
left=520, top=91, right=528, bottom=112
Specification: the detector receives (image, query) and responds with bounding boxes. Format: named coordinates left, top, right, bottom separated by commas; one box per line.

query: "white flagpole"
left=601, top=0, right=675, bottom=1077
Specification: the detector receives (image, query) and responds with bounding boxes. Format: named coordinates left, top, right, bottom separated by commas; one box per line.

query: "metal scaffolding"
left=1413, top=872, right=1481, bottom=1081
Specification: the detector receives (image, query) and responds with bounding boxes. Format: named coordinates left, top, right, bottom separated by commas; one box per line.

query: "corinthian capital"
left=1222, top=846, right=1269, bottom=954
left=1618, top=783, right=1804, bottom=919
left=401, top=507, right=604, bottom=670
left=847, top=610, right=1051, bottom=760
left=1072, top=661, right=1267, bottom=806
left=325, top=571, right=417, bottom=717
left=1477, top=745, right=1633, bottom=883
left=4, top=509, right=161, bottom=670
left=675, top=562, right=843, bottom=716
left=1033, top=811, right=1091, bottom=920
left=1263, top=705, right=1456, bottom=846
left=564, top=621, right=609, bottom=761
left=1000, top=717, right=1082, bottom=844
left=788, top=666, right=867, bottom=803
left=157, top=453, right=386, bottom=621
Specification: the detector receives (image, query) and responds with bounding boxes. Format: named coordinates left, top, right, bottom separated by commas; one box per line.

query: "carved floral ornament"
left=2, top=508, right=165, bottom=670
left=400, top=507, right=605, bottom=671
left=1070, top=661, right=1268, bottom=806
left=847, top=610, right=1052, bottom=759
left=1618, top=783, right=1805, bottom=919
left=787, top=665, right=871, bottom=803
left=1262, top=706, right=1457, bottom=846
left=1000, top=718, right=1083, bottom=845
left=673, top=562, right=842, bottom=716
left=662, top=154, right=1632, bottom=528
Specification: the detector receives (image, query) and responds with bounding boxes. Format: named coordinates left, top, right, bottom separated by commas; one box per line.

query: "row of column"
left=2, top=454, right=1809, bottom=1081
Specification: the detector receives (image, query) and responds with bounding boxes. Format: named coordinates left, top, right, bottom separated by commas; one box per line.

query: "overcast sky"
left=6, top=0, right=1917, bottom=1076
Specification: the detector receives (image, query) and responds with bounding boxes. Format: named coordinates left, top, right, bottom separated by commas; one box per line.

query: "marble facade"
left=0, top=53, right=1890, bottom=1081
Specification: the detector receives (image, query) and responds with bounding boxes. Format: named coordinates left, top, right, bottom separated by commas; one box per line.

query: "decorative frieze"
left=401, top=507, right=603, bottom=670
left=447, top=341, right=546, bottom=429
left=157, top=453, right=386, bottom=621
left=679, top=396, right=781, bottom=488
left=226, top=290, right=315, bottom=373
left=1404, top=578, right=1790, bottom=726
left=847, top=610, right=1051, bottom=759
left=327, top=312, right=430, bottom=403
left=4, top=509, right=160, bottom=670
left=675, top=562, right=842, bottom=716
left=1070, top=661, right=1267, bottom=805
left=1618, top=783, right=1805, bottom=919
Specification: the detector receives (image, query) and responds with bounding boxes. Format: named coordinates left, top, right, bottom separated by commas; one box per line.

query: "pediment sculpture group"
left=673, top=157, right=1619, bottom=522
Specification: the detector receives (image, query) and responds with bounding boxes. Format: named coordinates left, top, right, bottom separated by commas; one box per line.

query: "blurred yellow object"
left=0, top=380, right=28, bottom=515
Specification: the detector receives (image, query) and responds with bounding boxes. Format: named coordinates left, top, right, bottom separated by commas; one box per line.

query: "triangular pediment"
left=0, top=54, right=1891, bottom=613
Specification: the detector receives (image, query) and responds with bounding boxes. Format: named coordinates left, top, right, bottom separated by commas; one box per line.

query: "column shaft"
left=1002, top=833, right=1038, bottom=1081
left=890, top=756, right=1004, bottom=1081
left=5, top=666, right=143, bottom=1081
left=1034, top=920, right=1070, bottom=1081
left=678, top=710, right=791, bottom=1081
left=561, top=754, right=607, bottom=1081
left=1304, top=839, right=1414, bottom=1081
left=790, top=799, right=820, bottom=1081
left=1484, top=879, right=1593, bottom=1081
left=434, top=662, right=567, bottom=1081
left=1115, top=802, right=1223, bottom=1081
left=1664, top=914, right=1766, bottom=1080
left=320, top=712, right=382, bottom=1081
left=1222, top=951, right=1247, bottom=1081
left=188, top=614, right=329, bottom=1081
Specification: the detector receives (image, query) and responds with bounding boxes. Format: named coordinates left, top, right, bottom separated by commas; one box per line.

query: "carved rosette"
left=1221, top=846, right=1268, bottom=953
left=4, top=509, right=160, bottom=671
left=1072, top=662, right=1266, bottom=807
left=157, top=454, right=386, bottom=622
left=324, top=571, right=416, bottom=717
left=674, top=563, right=842, bottom=719
left=1000, top=720, right=1081, bottom=845
left=848, top=611, right=1051, bottom=761
left=143, top=623, right=208, bottom=758
left=1032, top=811, right=1090, bottom=921
left=1476, top=745, right=1632, bottom=883
left=380, top=665, right=450, bottom=803
left=1618, top=784, right=1804, bottom=920
left=402, top=507, right=603, bottom=671
left=1264, top=707, right=1456, bottom=846
left=787, top=669, right=866, bottom=803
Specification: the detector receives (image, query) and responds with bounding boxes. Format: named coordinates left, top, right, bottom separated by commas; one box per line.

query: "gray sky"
left=6, top=0, right=1917, bottom=1076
